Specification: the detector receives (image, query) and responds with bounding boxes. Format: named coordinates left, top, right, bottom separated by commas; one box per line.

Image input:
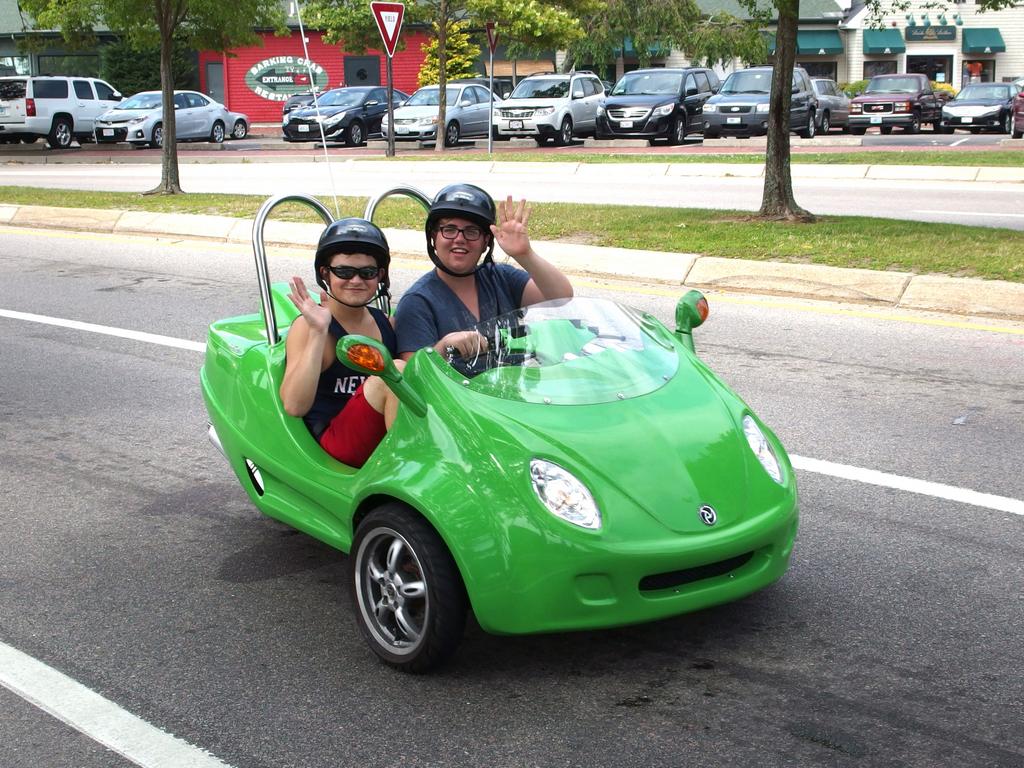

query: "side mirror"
left=365, top=100, right=378, bottom=107
left=174, top=103, right=182, bottom=109
left=113, top=91, right=123, bottom=100
left=502, top=91, right=511, bottom=99
left=792, top=85, right=800, bottom=94
left=674, top=290, right=709, bottom=353
left=685, top=87, right=698, bottom=97
left=337, top=336, right=426, bottom=416
left=460, top=99, right=472, bottom=106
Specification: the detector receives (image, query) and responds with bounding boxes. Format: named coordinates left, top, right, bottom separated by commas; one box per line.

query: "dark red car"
left=849, top=73, right=943, bottom=134
left=1013, top=86, right=1024, bottom=139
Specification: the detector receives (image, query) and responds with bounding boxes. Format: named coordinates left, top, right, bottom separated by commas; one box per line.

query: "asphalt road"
left=2, top=227, right=1022, bottom=768
left=2, top=157, right=1023, bottom=231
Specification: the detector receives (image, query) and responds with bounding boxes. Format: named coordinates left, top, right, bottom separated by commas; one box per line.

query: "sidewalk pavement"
left=2, top=203, right=1022, bottom=321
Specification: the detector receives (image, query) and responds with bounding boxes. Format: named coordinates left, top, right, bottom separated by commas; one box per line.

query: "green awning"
left=962, top=28, right=1005, bottom=54
left=863, top=29, right=906, bottom=55
left=797, top=30, right=843, bottom=55
left=614, top=38, right=670, bottom=57
left=763, top=30, right=843, bottom=55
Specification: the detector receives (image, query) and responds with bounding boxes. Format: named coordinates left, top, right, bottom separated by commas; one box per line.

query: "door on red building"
left=344, top=56, right=381, bottom=87
left=206, top=62, right=225, bottom=103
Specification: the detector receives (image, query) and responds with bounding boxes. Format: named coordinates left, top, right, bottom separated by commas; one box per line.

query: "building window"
left=38, top=55, right=100, bottom=77
left=0, top=56, right=30, bottom=76
left=798, top=61, right=837, bottom=80
left=864, top=60, right=898, bottom=79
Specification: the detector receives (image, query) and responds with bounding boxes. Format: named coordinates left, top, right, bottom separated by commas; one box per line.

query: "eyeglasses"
left=326, top=265, right=380, bottom=280
left=437, top=224, right=485, bottom=241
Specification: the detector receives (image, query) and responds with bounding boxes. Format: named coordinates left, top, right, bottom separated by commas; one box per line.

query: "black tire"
left=533, top=136, right=549, bottom=146
left=22, top=136, right=39, bottom=144
left=668, top=115, right=686, bottom=145
left=556, top=116, right=573, bottom=146
left=444, top=121, right=460, bottom=147
left=351, top=504, right=467, bottom=673
left=939, top=125, right=954, bottom=134
left=880, top=126, right=893, bottom=135
left=820, top=112, right=831, bottom=135
left=210, top=121, right=225, bottom=143
left=703, top=128, right=720, bottom=140
left=47, top=117, right=73, bottom=149
left=150, top=122, right=163, bottom=149
left=1001, top=112, right=1011, bottom=135
left=797, top=110, right=815, bottom=139
left=345, top=120, right=365, bottom=147
left=905, top=113, right=920, bottom=134
left=851, top=127, right=866, bottom=136
left=231, top=120, right=248, bottom=140
left=1012, top=113, right=1023, bottom=140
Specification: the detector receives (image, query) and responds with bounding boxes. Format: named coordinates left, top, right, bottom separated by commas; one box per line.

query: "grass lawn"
left=1, top=185, right=1021, bottom=283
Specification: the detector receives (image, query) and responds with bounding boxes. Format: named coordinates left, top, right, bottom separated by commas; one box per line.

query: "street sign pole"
left=370, top=1, right=405, bottom=158
left=486, top=22, right=497, bottom=155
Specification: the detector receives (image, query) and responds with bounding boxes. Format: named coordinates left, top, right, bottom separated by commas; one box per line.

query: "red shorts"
left=318, top=383, right=387, bottom=468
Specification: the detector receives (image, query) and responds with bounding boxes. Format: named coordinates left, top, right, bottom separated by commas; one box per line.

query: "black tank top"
left=303, top=307, right=397, bottom=439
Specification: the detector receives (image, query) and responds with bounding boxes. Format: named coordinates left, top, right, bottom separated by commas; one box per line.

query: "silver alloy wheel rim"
left=233, top=121, right=246, bottom=139
left=561, top=120, right=571, bottom=143
left=153, top=126, right=162, bottom=147
left=446, top=123, right=458, bottom=145
left=56, top=122, right=71, bottom=146
left=352, top=122, right=362, bottom=144
left=822, top=114, right=829, bottom=133
left=213, top=124, right=224, bottom=142
left=675, top=119, right=685, bottom=142
left=355, top=526, right=428, bottom=655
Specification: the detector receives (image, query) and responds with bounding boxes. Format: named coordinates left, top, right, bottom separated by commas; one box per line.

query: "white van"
left=0, top=76, right=122, bottom=148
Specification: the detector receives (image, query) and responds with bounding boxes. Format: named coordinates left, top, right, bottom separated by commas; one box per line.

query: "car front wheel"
left=351, top=503, right=467, bottom=672
left=210, top=121, right=225, bottom=143
left=820, top=112, right=831, bottom=135
left=444, top=121, right=460, bottom=147
left=1012, top=113, right=1023, bottom=140
left=556, top=117, right=573, bottom=146
left=905, top=113, right=920, bottom=134
left=797, top=110, right=815, bottom=139
left=47, top=117, right=73, bottom=149
left=668, top=115, right=686, bottom=145
left=151, top=123, right=163, bottom=149
left=345, top=120, right=365, bottom=147
left=1001, top=112, right=1011, bottom=135
left=232, top=120, right=248, bottom=140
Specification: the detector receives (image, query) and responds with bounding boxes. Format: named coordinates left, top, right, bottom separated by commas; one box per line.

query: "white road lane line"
left=791, top=455, right=1024, bottom=516
left=0, top=309, right=206, bottom=352
left=912, top=209, right=1024, bottom=219
left=0, top=641, right=235, bottom=768
left=950, top=138, right=970, bottom=147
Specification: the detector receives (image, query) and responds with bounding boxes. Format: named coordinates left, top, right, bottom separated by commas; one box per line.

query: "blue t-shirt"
left=303, top=307, right=397, bottom=439
left=395, top=263, right=530, bottom=355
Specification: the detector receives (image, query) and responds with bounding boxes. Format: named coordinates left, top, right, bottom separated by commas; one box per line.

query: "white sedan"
left=93, top=90, right=248, bottom=149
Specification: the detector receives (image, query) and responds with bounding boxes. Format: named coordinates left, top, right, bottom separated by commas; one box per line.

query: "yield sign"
left=485, top=22, right=498, bottom=54
left=370, top=1, right=404, bottom=58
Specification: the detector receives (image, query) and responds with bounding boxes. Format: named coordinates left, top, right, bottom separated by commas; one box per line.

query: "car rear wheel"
left=351, top=503, right=467, bottom=672
left=820, top=112, right=831, bottom=135
left=47, top=117, right=73, bottom=149
left=210, top=121, right=225, bottom=143
left=345, top=120, right=365, bottom=147
left=668, top=115, right=686, bottom=145
left=556, top=117, right=573, bottom=146
left=231, top=120, right=248, bottom=140
left=151, top=122, right=164, bottom=149
left=444, top=121, right=460, bottom=147
left=797, top=110, right=815, bottom=139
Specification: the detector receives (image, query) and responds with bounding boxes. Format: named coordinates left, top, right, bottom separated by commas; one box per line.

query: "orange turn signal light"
left=347, top=344, right=385, bottom=372
left=696, top=297, right=709, bottom=323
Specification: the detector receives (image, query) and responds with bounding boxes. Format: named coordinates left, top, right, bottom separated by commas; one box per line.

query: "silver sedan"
left=94, top=90, right=248, bottom=148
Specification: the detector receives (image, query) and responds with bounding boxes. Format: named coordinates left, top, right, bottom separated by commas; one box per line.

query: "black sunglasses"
left=437, top=224, right=485, bottom=241
left=326, top=265, right=381, bottom=280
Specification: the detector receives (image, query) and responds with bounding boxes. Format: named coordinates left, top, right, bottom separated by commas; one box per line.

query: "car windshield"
left=441, top=297, right=679, bottom=405
left=865, top=77, right=921, bottom=93
left=510, top=79, right=569, bottom=99
left=956, top=85, right=1011, bottom=101
left=405, top=87, right=460, bottom=106
left=118, top=93, right=162, bottom=110
left=317, top=89, right=366, bottom=107
left=719, top=71, right=771, bottom=94
left=611, top=72, right=682, bottom=96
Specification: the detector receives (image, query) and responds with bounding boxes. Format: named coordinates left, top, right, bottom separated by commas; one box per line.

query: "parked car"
left=848, top=73, right=942, bottom=135
left=282, top=91, right=321, bottom=122
left=202, top=191, right=800, bottom=672
left=449, top=76, right=514, bottom=99
left=381, top=82, right=501, bottom=146
left=493, top=70, right=606, bottom=146
left=1013, top=86, right=1024, bottom=139
left=94, top=90, right=247, bottom=148
left=940, top=82, right=1019, bottom=134
left=596, top=67, right=719, bottom=145
left=811, top=78, right=850, bottom=133
left=282, top=86, right=408, bottom=146
left=702, top=66, right=817, bottom=139
left=0, top=75, right=122, bottom=148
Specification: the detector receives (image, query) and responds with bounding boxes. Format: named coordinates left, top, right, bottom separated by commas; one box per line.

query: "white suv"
left=0, top=75, right=122, bottom=148
left=494, top=71, right=605, bottom=146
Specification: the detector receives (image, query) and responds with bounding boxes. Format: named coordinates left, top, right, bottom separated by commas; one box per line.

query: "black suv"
left=597, top=67, right=720, bottom=144
left=703, top=66, right=818, bottom=139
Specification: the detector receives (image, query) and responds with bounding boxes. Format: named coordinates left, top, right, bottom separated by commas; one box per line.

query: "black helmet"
left=314, top=217, right=391, bottom=306
left=425, top=183, right=497, bottom=276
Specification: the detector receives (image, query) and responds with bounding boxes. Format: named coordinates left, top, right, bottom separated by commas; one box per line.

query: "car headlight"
left=703, top=103, right=718, bottom=113
left=756, top=103, right=770, bottom=113
left=534, top=107, right=554, bottom=116
left=323, top=111, right=346, bottom=125
left=742, top=415, right=783, bottom=484
left=652, top=103, right=674, bottom=117
left=127, top=116, right=147, bottom=125
left=530, top=459, right=601, bottom=530
left=417, top=116, right=438, bottom=126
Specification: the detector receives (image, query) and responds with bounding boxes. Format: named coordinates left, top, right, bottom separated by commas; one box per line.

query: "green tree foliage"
left=418, top=20, right=480, bottom=87
left=100, top=37, right=197, bottom=95
left=21, top=0, right=285, bottom=194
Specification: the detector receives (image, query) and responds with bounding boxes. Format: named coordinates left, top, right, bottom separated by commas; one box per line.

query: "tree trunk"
left=147, top=13, right=183, bottom=194
left=433, top=0, right=448, bottom=154
left=758, top=0, right=811, bottom=221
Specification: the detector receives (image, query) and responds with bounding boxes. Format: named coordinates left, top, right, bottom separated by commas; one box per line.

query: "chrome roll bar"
left=252, top=193, right=335, bottom=346
left=363, top=184, right=432, bottom=221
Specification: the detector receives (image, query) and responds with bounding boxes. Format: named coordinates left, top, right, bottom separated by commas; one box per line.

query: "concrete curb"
left=3, top=204, right=1022, bottom=321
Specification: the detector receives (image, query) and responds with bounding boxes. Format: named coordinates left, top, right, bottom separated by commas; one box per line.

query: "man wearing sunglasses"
left=395, top=183, right=573, bottom=361
left=279, top=218, right=403, bottom=468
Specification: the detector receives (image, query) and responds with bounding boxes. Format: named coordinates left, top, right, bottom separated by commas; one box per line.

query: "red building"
left=199, top=29, right=430, bottom=122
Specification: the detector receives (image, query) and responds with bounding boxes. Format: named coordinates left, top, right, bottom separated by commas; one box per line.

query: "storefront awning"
left=962, top=28, right=1005, bottom=54
left=763, top=30, right=843, bottom=55
left=863, top=29, right=906, bottom=55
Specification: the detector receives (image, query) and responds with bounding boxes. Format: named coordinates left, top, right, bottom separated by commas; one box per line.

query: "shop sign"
left=905, top=26, right=957, bottom=42
left=244, top=56, right=330, bottom=101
